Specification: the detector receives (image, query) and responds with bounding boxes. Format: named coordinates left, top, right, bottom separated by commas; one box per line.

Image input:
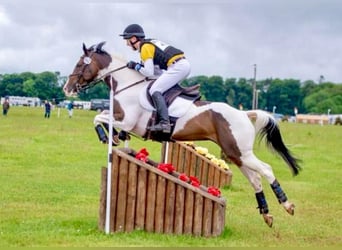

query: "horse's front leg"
left=93, top=111, right=129, bottom=146
left=240, top=166, right=274, bottom=227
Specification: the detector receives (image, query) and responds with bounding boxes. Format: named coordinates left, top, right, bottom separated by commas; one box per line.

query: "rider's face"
left=126, top=36, right=139, bottom=51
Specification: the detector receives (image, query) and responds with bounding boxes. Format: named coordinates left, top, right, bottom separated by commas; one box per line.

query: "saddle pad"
left=139, top=85, right=194, bottom=118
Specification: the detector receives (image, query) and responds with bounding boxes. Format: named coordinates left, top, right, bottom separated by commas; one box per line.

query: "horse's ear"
left=82, top=43, right=88, bottom=56
left=96, top=41, right=106, bottom=52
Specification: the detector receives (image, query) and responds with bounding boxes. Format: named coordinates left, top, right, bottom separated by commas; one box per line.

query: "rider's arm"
left=138, top=59, right=154, bottom=77
left=138, top=43, right=155, bottom=77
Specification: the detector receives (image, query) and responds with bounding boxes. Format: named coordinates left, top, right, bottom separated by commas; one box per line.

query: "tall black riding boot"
left=150, top=91, right=171, bottom=133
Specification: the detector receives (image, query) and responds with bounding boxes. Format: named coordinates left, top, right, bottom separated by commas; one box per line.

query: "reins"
left=78, top=65, right=150, bottom=95
left=114, top=79, right=148, bottom=95
left=77, top=65, right=127, bottom=92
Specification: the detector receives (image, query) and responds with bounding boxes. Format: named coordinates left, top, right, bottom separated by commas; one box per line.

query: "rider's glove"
left=127, top=61, right=142, bottom=71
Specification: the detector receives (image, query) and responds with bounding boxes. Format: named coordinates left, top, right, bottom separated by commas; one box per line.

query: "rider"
left=119, top=24, right=191, bottom=133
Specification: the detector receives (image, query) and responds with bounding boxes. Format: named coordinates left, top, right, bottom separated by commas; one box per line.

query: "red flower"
left=208, top=186, right=221, bottom=197
left=135, top=148, right=149, bottom=162
left=179, top=173, right=189, bottom=182
left=189, top=176, right=200, bottom=187
left=157, top=163, right=175, bottom=173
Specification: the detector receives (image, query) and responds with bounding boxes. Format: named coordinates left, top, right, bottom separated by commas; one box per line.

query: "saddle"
left=143, top=83, right=201, bottom=142
left=146, top=82, right=201, bottom=108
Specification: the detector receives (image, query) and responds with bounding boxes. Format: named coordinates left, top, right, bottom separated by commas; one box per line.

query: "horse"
left=63, top=42, right=301, bottom=227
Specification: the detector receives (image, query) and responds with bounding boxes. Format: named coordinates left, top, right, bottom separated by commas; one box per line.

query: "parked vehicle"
left=90, top=99, right=110, bottom=111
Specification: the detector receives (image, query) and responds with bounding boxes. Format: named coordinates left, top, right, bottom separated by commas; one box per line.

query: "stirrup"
left=149, top=122, right=171, bottom=133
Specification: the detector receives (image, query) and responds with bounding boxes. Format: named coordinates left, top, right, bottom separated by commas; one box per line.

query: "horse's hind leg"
left=240, top=166, right=274, bottom=227
left=270, top=179, right=295, bottom=215
left=243, top=154, right=295, bottom=216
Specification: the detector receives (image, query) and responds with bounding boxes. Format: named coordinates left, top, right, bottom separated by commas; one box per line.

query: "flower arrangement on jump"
left=134, top=148, right=222, bottom=197
left=182, top=141, right=230, bottom=170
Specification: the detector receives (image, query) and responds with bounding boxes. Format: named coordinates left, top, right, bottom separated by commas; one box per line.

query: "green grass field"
left=0, top=106, right=341, bottom=247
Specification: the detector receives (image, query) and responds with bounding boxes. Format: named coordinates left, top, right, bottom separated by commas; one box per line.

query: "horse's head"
left=63, top=41, right=112, bottom=96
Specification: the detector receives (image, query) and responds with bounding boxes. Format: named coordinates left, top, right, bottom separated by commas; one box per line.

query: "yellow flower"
left=183, top=141, right=194, bottom=146
left=205, top=153, right=215, bottom=160
left=195, top=146, right=208, bottom=155
left=217, top=159, right=230, bottom=170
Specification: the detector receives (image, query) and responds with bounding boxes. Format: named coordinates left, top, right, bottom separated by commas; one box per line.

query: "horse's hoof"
left=263, top=214, right=273, bottom=227
left=285, top=203, right=295, bottom=215
left=112, top=135, right=120, bottom=146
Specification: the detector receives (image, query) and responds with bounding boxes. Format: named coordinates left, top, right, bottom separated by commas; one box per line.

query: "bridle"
left=68, top=50, right=101, bottom=92
left=68, top=52, right=150, bottom=94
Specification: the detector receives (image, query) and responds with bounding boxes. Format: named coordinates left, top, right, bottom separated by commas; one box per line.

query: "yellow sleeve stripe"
left=140, top=43, right=155, bottom=62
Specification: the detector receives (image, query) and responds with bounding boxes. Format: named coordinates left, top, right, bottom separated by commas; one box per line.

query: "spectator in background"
left=2, top=98, right=10, bottom=116
left=67, top=101, right=74, bottom=118
left=44, top=100, right=51, bottom=118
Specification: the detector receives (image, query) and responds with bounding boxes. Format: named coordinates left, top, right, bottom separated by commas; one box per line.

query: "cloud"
left=0, top=0, right=341, bottom=83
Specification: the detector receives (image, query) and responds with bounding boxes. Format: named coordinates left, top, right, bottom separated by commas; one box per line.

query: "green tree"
left=266, top=78, right=301, bottom=115
left=23, top=79, right=38, bottom=97
left=303, top=83, right=342, bottom=113
left=78, top=82, right=109, bottom=100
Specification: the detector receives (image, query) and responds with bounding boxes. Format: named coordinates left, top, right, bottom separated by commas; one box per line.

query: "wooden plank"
left=183, top=189, right=194, bottom=234
left=192, top=192, right=204, bottom=236
left=200, top=161, right=209, bottom=186
left=145, top=171, right=157, bottom=232
left=168, top=142, right=176, bottom=163
left=207, top=161, right=215, bottom=186
left=174, top=185, right=185, bottom=234
left=202, top=198, right=213, bottom=237
left=177, top=145, right=186, bottom=173
left=171, top=143, right=180, bottom=171
left=190, top=152, right=198, bottom=178
left=109, top=152, right=120, bottom=232
left=154, top=175, right=166, bottom=233
left=182, top=147, right=190, bottom=176
left=115, top=157, right=129, bottom=232
left=125, top=161, right=138, bottom=232
left=213, top=168, right=221, bottom=188
left=164, top=180, right=176, bottom=233
left=135, top=167, right=147, bottom=230
left=98, top=167, right=107, bottom=231
left=212, top=202, right=225, bottom=236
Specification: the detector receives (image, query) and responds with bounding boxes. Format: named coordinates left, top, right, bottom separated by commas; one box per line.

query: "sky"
left=0, top=0, right=341, bottom=83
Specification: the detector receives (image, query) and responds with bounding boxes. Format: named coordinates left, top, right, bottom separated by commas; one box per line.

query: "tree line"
left=1, top=72, right=341, bottom=115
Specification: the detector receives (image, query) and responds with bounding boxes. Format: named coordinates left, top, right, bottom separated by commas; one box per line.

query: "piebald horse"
left=63, top=42, right=301, bottom=227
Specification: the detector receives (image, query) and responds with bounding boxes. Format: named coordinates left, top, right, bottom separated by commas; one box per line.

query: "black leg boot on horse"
left=271, top=179, right=295, bottom=215
left=256, top=191, right=273, bottom=227
left=150, top=92, right=171, bottom=134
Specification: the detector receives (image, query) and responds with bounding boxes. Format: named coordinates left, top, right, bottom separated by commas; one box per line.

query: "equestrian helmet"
left=119, top=24, right=145, bottom=39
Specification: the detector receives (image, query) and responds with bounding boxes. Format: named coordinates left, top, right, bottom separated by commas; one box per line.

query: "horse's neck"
left=97, top=55, right=144, bottom=82
left=97, top=60, right=122, bottom=80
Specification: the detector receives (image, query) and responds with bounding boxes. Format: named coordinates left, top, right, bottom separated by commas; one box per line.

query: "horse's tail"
left=246, top=110, right=302, bottom=176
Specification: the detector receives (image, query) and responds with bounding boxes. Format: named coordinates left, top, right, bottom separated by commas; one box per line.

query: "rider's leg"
left=150, top=91, right=171, bottom=133
left=149, top=59, right=190, bottom=133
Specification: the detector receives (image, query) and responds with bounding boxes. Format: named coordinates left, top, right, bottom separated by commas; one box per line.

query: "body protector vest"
left=141, top=39, right=184, bottom=70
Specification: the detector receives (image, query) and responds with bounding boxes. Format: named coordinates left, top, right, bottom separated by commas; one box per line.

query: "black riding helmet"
left=119, top=24, right=145, bottom=39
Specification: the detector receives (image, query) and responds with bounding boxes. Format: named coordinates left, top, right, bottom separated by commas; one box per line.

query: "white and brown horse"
left=63, top=42, right=301, bottom=227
